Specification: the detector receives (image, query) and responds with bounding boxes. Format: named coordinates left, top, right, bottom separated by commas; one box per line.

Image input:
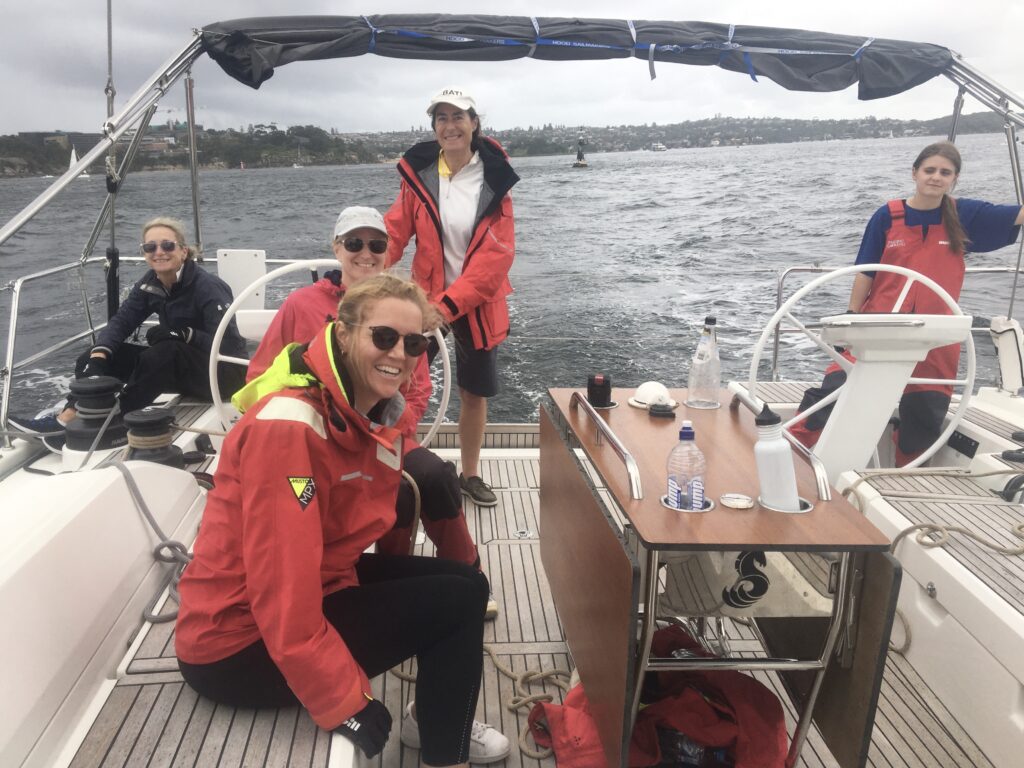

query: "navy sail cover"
left=201, top=15, right=953, bottom=100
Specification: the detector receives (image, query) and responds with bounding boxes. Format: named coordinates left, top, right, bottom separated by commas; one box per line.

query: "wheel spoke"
left=784, top=311, right=851, bottom=370
left=782, top=384, right=844, bottom=431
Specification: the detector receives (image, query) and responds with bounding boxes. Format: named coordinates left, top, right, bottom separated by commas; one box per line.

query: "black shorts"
left=430, top=315, right=500, bottom=398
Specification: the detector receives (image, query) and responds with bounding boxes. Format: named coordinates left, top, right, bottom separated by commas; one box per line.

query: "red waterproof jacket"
left=245, top=271, right=431, bottom=442
left=385, top=137, right=519, bottom=350
left=176, top=323, right=404, bottom=730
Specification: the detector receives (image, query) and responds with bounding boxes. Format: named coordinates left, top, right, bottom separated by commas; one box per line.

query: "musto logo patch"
left=288, top=477, right=316, bottom=510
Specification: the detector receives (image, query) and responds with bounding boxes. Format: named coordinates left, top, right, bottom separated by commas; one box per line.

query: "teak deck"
left=65, top=418, right=993, bottom=767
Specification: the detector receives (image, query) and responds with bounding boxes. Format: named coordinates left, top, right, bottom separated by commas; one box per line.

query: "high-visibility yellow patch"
left=288, top=476, right=316, bottom=510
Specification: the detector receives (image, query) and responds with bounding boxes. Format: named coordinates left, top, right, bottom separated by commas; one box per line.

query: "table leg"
left=630, top=548, right=660, bottom=728
left=786, top=551, right=851, bottom=764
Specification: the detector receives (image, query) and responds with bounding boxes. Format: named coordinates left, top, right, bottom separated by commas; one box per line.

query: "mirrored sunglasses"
left=367, top=325, right=430, bottom=356
left=140, top=240, right=179, bottom=254
left=342, top=237, right=388, bottom=255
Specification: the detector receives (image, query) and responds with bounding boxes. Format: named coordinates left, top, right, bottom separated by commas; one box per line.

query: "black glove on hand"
left=334, top=697, right=392, bottom=758
left=146, top=325, right=190, bottom=345
left=81, top=354, right=111, bottom=378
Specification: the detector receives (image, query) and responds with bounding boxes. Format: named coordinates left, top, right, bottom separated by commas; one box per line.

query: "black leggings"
left=178, top=553, right=489, bottom=766
left=74, top=342, right=245, bottom=414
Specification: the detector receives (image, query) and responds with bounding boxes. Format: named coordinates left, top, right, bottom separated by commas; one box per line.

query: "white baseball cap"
left=333, top=206, right=386, bottom=239
left=427, top=86, right=477, bottom=116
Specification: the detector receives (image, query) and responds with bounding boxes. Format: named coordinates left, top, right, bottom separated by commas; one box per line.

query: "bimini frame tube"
left=0, top=35, right=203, bottom=252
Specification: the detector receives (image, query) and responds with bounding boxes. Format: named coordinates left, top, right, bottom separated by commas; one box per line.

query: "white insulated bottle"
left=754, top=405, right=801, bottom=512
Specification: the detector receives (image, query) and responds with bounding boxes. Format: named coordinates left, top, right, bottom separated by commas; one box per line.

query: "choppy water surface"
left=1, top=133, right=1021, bottom=422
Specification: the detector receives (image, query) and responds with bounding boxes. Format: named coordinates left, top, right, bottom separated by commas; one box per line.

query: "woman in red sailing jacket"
left=385, top=87, right=520, bottom=508
left=791, top=141, right=1024, bottom=464
left=176, top=275, right=510, bottom=765
left=247, top=206, right=483, bottom=579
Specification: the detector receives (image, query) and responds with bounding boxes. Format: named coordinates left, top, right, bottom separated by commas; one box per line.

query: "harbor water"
left=1, top=132, right=1021, bottom=423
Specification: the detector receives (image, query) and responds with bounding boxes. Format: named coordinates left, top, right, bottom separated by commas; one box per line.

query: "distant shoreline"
left=0, top=111, right=1006, bottom=179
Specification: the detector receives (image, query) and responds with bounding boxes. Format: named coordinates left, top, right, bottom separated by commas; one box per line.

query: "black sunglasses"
left=342, top=237, right=388, bottom=255
left=365, top=325, right=430, bottom=356
left=140, top=240, right=180, bottom=254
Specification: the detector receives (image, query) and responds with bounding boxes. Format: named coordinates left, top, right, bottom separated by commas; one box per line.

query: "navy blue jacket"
left=94, top=259, right=246, bottom=358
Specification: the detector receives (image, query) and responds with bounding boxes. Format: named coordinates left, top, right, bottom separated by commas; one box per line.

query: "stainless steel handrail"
left=821, top=318, right=926, bottom=328
left=1, top=259, right=110, bottom=446
left=569, top=391, right=644, bottom=500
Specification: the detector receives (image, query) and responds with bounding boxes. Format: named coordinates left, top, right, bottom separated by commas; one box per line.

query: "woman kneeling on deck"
left=247, top=206, right=493, bottom=618
left=175, top=275, right=510, bottom=765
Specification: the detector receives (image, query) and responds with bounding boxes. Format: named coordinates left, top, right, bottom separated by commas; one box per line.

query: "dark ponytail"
left=913, top=141, right=969, bottom=255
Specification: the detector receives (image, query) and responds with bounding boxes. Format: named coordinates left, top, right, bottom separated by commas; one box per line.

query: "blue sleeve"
left=956, top=198, right=1023, bottom=253
left=854, top=205, right=892, bottom=266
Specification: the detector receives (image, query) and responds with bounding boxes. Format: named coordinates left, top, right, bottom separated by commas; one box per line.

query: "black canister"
left=587, top=374, right=612, bottom=408
left=64, top=376, right=128, bottom=451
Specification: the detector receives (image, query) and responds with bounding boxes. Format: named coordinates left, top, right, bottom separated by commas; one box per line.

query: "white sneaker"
left=468, top=718, right=511, bottom=764
left=485, top=594, right=499, bottom=621
left=400, top=702, right=511, bottom=764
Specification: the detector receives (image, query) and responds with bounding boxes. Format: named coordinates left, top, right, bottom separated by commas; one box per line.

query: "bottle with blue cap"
left=666, top=420, right=707, bottom=511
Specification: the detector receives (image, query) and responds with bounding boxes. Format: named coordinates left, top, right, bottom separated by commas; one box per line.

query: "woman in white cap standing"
left=385, top=87, right=519, bottom=509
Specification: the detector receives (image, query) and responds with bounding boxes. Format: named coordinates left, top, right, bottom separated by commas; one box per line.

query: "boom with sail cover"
left=200, top=15, right=953, bottom=100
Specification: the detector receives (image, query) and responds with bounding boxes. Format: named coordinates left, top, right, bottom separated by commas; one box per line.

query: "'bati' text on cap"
left=427, top=87, right=478, bottom=116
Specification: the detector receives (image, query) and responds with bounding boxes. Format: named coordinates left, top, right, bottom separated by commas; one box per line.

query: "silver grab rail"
left=821, top=318, right=926, bottom=328
left=569, top=391, right=643, bottom=500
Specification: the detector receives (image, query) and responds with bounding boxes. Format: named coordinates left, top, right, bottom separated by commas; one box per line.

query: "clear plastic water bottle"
left=754, top=405, right=802, bottom=512
left=666, top=420, right=707, bottom=512
left=686, top=316, right=721, bottom=409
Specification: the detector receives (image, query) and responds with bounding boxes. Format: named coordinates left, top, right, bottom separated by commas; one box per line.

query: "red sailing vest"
left=860, top=199, right=965, bottom=396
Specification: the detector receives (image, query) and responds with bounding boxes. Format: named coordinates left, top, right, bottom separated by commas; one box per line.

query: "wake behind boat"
left=1, top=13, right=1023, bottom=768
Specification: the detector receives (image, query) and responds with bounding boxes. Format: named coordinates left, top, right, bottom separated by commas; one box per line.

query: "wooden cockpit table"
left=539, top=388, right=898, bottom=768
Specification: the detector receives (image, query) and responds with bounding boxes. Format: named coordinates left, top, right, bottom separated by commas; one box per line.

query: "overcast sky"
left=3, top=1, right=1021, bottom=136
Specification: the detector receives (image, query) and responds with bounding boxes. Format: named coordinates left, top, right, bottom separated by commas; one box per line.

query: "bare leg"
left=57, top=407, right=77, bottom=424
left=458, top=388, right=487, bottom=479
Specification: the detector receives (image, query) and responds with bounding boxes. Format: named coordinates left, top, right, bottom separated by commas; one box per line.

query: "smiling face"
left=911, top=153, right=959, bottom=206
left=141, top=225, right=187, bottom=284
left=432, top=103, right=478, bottom=157
left=332, top=226, right=388, bottom=287
left=338, top=296, right=424, bottom=414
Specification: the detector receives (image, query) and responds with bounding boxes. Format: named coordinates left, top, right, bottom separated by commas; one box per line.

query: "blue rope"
left=361, top=15, right=379, bottom=53
left=355, top=21, right=874, bottom=69
left=853, top=38, right=875, bottom=61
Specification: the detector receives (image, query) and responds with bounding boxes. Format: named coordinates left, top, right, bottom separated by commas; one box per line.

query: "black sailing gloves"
left=146, top=325, right=192, bottom=345
left=334, top=696, right=393, bottom=758
left=81, top=355, right=111, bottom=378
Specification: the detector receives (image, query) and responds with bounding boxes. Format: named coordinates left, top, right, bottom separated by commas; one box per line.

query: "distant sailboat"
left=292, top=145, right=304, bottom=168
left=70, top=146, right=90, bottom=179
left=572, top=130, right=588, bottom=168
